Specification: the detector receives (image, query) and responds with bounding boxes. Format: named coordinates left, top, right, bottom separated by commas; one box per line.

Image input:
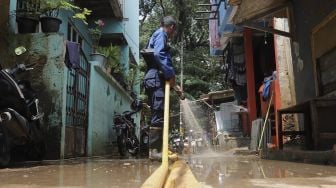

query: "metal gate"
left=65, top=49, right=90, bottom=158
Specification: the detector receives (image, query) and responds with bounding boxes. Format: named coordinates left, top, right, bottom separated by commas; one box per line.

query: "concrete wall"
left=0, top=0, right=13, bottom=67
left=122, top=0, right=139, bottom=64
left=120, top=0, right=140, bottom=130
left=88, top=0, right=140, bottom=156
left=2, top=0, right=140, bottom=158
left=291, top=0, right=336, bottom=103
left=87, top=64, right=135, bottom=156
left=13, top=34, right=67, bottom=159
left=56, top=3, right=140, bottom=157
left=120, top=44, right=129, bottom=71
left=0, top=0, right=9, bottom=28
left=274, top=18, right=296, bottom=107
left=101, top=0, right=139, bottom=64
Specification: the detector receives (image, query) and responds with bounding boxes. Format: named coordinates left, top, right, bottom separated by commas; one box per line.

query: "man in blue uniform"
left=143, top=16, right=182, bottom=160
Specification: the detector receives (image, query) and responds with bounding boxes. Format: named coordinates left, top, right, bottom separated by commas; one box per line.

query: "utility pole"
left=180, top=33, right=184, bottom=137
left=180, top=34, right=184, bottom=92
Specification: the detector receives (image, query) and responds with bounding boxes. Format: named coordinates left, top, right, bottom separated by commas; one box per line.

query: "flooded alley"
left=1, top=0, right=336, bottom=187
left=1, top=152, right=336, bottom=188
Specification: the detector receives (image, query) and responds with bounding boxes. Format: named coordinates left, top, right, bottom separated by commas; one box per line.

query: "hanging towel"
left=262, top=78, right=271, bottom=101
left=262, top=72, right=277, bottom=101
left=65, top=41, right=80, bottom=69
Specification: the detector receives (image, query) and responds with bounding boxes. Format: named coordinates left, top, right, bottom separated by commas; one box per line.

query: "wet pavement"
left=0, top=152, right=336, bottom=188
left=0, top=158, right=158, bottom=188
left=187, top=151, right=336, bottom=188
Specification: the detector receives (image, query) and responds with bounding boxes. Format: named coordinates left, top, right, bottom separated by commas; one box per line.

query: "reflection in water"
left=0, top=159, right=159, bottom=188
left=0, top=156, right=336, bottom=188
left=187, top=154, right=336, bottom=188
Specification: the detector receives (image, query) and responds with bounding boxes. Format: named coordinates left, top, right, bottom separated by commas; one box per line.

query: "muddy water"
left=0, top=154, right=336, bottom=188
left=0, top=159, right=159, bottom=188
left=187, top=152, right=336, bottom=188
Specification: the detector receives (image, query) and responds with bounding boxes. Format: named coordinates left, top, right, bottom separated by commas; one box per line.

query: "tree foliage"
left=140, top=0, right=228, bottom=101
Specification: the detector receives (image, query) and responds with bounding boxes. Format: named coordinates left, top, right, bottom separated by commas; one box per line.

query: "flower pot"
left=16, top=17, right=39, bottom=34
left=40, top=17, right=62, bottom=33
left=90, top=53, right=107, bottom=67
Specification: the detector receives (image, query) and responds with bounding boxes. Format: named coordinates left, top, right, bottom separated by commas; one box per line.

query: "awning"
left=232, top=0, right=288, bottom=24
left=200, top=89, right=235, bottom=104
left=231, top=0, right=292, bottom=37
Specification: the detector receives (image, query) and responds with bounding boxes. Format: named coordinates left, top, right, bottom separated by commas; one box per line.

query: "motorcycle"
left=0, top=47, right=45, bottom=166
left=169, top=128, right=184, bottom=154
left=114, top=110, right=139, bottom=157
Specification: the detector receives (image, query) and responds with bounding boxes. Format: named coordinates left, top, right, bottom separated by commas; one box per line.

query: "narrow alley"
left=1, top=0, right=336, bottom=187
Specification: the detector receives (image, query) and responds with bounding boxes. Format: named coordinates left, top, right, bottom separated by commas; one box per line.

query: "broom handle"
left=258, top=92, right=274, bottom=151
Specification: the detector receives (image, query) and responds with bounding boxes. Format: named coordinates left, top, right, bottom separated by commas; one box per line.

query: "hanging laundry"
left=65, top=41, right=80, bottom=69
left=262, top=71, right=277, bottom=101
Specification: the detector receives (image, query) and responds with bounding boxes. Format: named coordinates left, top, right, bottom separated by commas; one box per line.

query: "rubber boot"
left=149, top=127, right=162, bottom=161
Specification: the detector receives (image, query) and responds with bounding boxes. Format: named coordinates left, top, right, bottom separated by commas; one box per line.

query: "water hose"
left=141, top=81, right=171, bottom=188
left=142, top=82, right=200, bottom=188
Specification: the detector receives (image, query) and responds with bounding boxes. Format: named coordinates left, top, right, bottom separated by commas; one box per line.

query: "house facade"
left=0, top=0, right=140, bottom=159
left=209, top=0, right=336, bottom=151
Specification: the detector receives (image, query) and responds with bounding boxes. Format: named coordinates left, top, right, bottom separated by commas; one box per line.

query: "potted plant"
left=96, top=45, right=127, bottom=88
left=40, top=0, right=91, bottom=33
left=16, top=0, right=40, bottom=33
left=89, top=19, right=106, bottom=62
left=95, top=44, right=121, bottom=72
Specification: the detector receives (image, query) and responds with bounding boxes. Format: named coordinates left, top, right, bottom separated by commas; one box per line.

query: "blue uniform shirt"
left=148, top=28, right=175, bottom=80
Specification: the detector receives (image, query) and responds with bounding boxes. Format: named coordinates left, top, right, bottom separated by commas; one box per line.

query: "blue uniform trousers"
left=144, top=69, right=165, bottom=151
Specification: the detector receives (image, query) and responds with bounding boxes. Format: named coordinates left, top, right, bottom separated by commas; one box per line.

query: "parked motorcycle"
left=114, top=110, right=139, bottom=157
left=169, top=128, right=184, bottom=154
left=0, top=47, right=45, bottom=166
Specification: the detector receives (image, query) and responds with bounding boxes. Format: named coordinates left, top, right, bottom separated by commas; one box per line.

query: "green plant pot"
left=40, top=17, right=62, bottom=33
left=90, top=53, right=107, bottom=67
left=16, top=17, right=39, bottom=34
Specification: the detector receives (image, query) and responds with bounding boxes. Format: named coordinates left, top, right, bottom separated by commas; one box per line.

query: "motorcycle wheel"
left=0, top=126, right=11, bottom=166
left=140, top=133, right=149, bottom=152
left=117, top=134, right=129, bottom=157
left=177, top=141, right=184, bottom=154
left=128, top=136, right=139, bottom=156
